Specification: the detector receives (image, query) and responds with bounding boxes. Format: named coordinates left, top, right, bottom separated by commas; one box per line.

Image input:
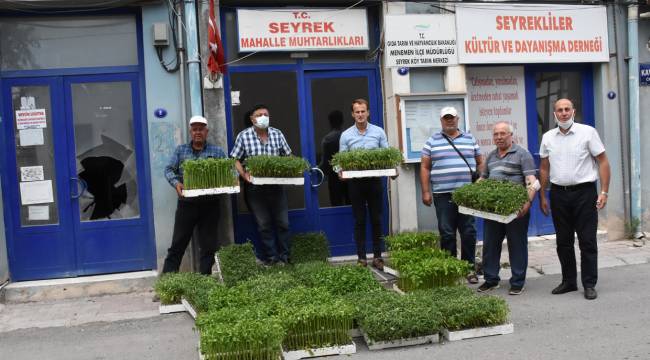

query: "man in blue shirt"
left=231, top=104, right=292, bottom=265
left=339, top=99, right=392, bottom=271
left=162, top=115, right=227, bottom=275
left=420, top=106, right=484, bottom=283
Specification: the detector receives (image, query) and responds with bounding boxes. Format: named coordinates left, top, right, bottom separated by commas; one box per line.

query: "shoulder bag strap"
left=441, top=133, right=474, bottom=174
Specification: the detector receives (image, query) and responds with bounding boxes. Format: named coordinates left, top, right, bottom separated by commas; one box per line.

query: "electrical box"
left=152, top=23, right=169, bottom=47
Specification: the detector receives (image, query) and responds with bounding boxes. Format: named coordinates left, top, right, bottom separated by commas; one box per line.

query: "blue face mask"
left=254, top=115, right=269, bottom=129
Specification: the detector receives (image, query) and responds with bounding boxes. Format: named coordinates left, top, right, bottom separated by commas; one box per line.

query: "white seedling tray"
left=199, top=341, right=281, bottom=360
left=441, top=323, right=514, bottom=341
left=183, top=186, right=240, bottom=197
left=458, top=206, right=517, bottom=224
left=341, top=168, right=397, bottom=179
left=282, top=341, right=356, bottom=360
left=159, top=303, right=186, bottom=314
left=250, top=176, right=304, bottom=185
left=383, top=265, right=400, bottom=277
left=392, top=283, right=406, bottom=295
left=362, top=331, right=439, bottom=350
left=182, top=298, right=197, bottom=319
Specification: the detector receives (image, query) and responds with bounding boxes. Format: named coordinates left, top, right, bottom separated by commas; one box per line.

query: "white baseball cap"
left=189, top=115, right=208, bottom=126
left=440, top=107, right=458, bottom=118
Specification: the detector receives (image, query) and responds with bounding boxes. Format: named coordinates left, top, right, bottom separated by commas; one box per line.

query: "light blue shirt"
left=339, top=123, right=389, bottom=151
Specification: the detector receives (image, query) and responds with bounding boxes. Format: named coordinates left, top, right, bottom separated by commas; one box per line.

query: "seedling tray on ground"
left=458, top=206, right=517, bottom=224
left=198, top=341, right=282, bottom=360
left=441, top=323, right=514, bottom=341
left=181, top=298, right=197, bottom=319
left=281, top=341, right=356, bottom=360
left=159, top=303, right=186, bottom=314
left=362, top=331, right=439, bottom=350
left=392, top=283, right=406, bottom=295
left=341, top=168, right=397, bottom=179
left=182, top=185, right=240, bottom=197
left=250, top=176, right=304, bottom=185
left=383, top=265, right=400, bottom=277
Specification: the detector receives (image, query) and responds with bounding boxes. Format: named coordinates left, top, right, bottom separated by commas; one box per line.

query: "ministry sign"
left=237, top=8, right=369, bottom=52
left=456, top=4, right=609, bottom=63
left=384, top=14, right=458, bottom=67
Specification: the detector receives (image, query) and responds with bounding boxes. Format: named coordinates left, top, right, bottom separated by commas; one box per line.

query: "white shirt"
left=539, top=122, right=605, bottom=186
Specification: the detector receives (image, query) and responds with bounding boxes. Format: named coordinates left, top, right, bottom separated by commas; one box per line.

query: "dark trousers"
left=162, top=198, right=220, bottom=275
left=550, top=183, right=598, bottom=288
left=245, top=184, right=290, bottom=263
left=348, top=178, right=383, bottom=259
left=433, top=192, right=476, bottom=265
left=482, top=214, right=530, bottom=287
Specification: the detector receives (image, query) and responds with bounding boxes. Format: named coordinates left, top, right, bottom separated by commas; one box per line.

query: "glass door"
left=524, top=64, right=595, bottom=235
left=2, top=74, right=154, bottom=280
left=2, top=77, right=76, bottom=280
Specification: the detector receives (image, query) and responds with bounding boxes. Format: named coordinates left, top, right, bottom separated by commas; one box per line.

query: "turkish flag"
left=207, top=0, right=226, bottom=75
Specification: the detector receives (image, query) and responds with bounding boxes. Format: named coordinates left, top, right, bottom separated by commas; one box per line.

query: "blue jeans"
left=433, top=192, right=476, bottom=265
left=244, top=184, right=290, bottom=263
left=482, top=214, right=530, bottom=288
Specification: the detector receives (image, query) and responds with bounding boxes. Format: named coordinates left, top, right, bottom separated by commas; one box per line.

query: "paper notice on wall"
left=16, top=109, right=47, bottom=129
left=231, top=91, right=241, bottom=106
left=19, top=180, right=54, bottom=205
left=20, top=96, right=36, bottom=110
left=28, top=205, right=49, bottom=221
left=19, top=128, right=44, bottom=146
left=20, top=166, right=45, bottom=182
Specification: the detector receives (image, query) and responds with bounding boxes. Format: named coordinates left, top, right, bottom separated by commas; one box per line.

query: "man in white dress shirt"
left=539, top=98, right=610, bottom=300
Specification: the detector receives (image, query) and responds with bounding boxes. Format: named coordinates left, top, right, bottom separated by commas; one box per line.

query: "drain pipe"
left=628, top=4, right=643, bottom=237
left=176, top=0, right=188, bottom=141
left=184, top=0, right=204, bottom=117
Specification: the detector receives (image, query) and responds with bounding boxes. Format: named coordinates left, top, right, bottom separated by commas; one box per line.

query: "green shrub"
left=246, top=155, right=310, bottom=177
left=290, top=232, right=330, bottom=264
left=293, top=262, right=383, bottom=295
left=330, top=147, right=402, bottom=171
left=397, top=256, right=473, bottom=292
left=197, top=306, right=284, bottom=360
left=389, top=247, right=450, bottom=272
left=425, top=287, right=510, bottom=330
left=217, top=243, right=260, bottom=287
left=452, top=179, right=528, bottom=216
left=385, top=231, right=440, bottom=252
left=182, top=158, right=238, bottom=190
left=355, top=289, right=443, bottom=342
left=154, top=272, right=219, bottom=305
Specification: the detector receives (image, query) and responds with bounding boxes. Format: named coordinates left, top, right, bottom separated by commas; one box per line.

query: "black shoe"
left=584, top=287, right=597, bottom=300
left=372, top=258, right=385, bottom=271
left=551, top=282, right=578, bottom=294
left=509, top=286, right=524, bottom=295
left=477, top=282, right=500, bottom=292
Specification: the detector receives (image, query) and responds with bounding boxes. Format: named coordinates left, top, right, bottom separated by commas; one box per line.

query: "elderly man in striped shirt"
left=420, top=106, right=484, bottom=283
left=231, top=104, right=293, bottom=265
left=478, top=121, right=538, bottom=295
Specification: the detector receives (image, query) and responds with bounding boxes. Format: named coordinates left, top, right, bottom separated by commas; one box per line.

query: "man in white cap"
left=162, top=115, right=227, bottom=275
left=420, top=106, right=484, bottom=283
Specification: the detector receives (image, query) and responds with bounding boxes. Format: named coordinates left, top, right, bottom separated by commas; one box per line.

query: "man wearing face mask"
left=231, top=104, right=293, bottom=265
left=162, top=115, right=227, bottom=275
left=539, top=98, right=611, bottom=300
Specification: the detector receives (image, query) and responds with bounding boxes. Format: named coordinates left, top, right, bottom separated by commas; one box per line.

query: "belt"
left=551, top=182, right=595, bottom=191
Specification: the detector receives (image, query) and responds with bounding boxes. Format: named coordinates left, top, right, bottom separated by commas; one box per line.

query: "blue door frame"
left=1, top=73, right=156, bottom=280
left=225, top=62, right=386, bottom=257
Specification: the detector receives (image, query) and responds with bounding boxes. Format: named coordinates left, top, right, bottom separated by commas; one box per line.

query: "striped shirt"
left=339, top=123, right=389, bottom=151
left=422, top=131, right=481, bottom=193
left=483, top=144, right=536, bottom=186
left=230, top=126, right=292, bottom=160
left=164, top=142, right=227, bottom=187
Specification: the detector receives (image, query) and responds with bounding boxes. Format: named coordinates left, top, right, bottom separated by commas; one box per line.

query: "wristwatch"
left=600, top=191, right=608, bottom=196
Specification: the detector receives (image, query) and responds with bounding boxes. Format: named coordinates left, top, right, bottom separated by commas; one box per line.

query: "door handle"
left=70, top=177, right=87, bottom=199
left=310, top=167, right=325, bottom=188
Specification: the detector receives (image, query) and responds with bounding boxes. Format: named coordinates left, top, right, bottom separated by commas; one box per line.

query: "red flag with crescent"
left=207, top=0, right=226, bottom=75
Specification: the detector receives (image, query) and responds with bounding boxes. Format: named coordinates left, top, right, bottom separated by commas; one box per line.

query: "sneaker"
left=372, top=258, right=385, bottom=271
left=477, top=282, right=500, bottom=292
left=357, top=259, right=368, bottom=267
left=509, top=286, right=524, bottom=295
left=467, top=272, right=479, bottom=284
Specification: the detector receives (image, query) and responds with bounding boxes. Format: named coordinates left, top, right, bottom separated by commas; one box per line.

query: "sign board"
left=456, top=4, right=609, bottom=63
left=237, top=8, right=369, bottom=52
left=384, top=14, right=458, bottom=67
left=16, top=109, right=47, bottom=129
left=398, top=94, right=468, bottom=163
left=466, top=66, right=527, bottom=156
left=641, top=64, right=650, bottom=86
